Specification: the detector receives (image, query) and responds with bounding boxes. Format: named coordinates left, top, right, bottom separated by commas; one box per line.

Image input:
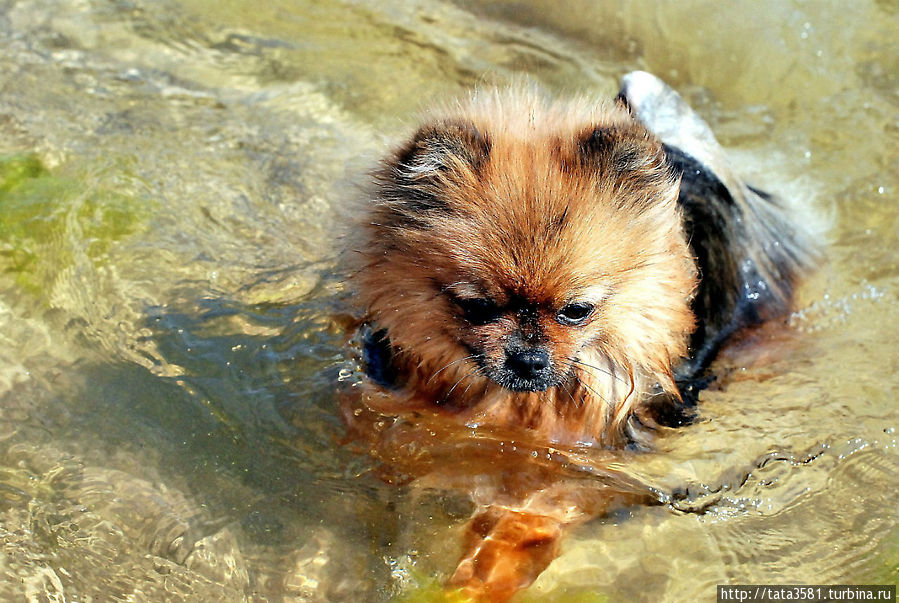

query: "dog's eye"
left=456, top=297, right=501, bottom=325
left=556, top=302, right=594, bottom=325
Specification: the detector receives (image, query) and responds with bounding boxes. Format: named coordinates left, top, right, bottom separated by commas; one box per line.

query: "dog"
left=340, top=71, right=813, bottom=600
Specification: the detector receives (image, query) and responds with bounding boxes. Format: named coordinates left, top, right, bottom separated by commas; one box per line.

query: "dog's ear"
left=614, top=90, right=633, bottom=114
left=576, top=125, right=675, bottom=199
left=376, top=121, right=491, bottom=221
left=394, top=121, right=491, bottom=179
left=577, top=126, right=662, bottom=174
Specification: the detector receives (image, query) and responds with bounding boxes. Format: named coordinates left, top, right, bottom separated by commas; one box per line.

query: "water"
left=0, top=0, right=896, bottom=600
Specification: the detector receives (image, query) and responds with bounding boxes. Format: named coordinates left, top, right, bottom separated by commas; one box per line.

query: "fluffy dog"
left=341, top=72, right=812, bottom=600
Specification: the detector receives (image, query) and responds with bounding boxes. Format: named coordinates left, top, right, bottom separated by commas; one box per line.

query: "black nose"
left=506, top=349, right=551, bottom=379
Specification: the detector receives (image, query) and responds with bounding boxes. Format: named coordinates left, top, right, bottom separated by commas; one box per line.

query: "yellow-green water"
left=0, top=0, right=896, bottom=600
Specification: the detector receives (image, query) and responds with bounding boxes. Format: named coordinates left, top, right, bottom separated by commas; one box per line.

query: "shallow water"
left=0, top=0, right=896, bottom=600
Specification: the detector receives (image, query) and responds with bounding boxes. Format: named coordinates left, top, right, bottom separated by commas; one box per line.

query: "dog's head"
left=355, top=90, right=697, bottom=398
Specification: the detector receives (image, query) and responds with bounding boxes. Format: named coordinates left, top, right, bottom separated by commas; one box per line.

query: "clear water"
left=0, top=0, right=895, bottom=600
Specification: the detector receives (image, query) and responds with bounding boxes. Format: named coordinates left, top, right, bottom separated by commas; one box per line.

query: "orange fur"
left=343, top=87, right=704, bottom=601
left=353, top=88, right=697, bottom=447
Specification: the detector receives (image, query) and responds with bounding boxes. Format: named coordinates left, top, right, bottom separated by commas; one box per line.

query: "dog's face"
left=355, top=91, right=697, bottom=398
left=444, top=282, right=601, bottom=392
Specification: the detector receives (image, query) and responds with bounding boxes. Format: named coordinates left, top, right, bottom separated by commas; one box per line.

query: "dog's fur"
left=342, top=73, right=813, bottom=600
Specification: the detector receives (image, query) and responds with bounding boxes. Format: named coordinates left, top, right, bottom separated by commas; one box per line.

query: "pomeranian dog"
left=341, top=72, right=812, bottom=600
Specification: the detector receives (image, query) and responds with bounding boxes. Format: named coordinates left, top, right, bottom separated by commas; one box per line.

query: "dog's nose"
left=506, top=349, right=550, bottom=379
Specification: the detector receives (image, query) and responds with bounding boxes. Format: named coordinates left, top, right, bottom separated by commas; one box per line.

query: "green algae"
left=391, top=579, right=471, bottom=603
left=0, top=155, right=146, bottom=300
left=391, top=578, right=611, bottom=603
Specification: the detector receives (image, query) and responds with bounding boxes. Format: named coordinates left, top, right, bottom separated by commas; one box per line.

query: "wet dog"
left=341, top=72, right=813, bottom=600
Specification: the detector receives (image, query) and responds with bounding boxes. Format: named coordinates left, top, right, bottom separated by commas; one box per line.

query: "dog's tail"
left=619, top=71, right=819, bottom=378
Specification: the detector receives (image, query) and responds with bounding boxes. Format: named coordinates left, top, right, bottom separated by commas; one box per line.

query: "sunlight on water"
left=0, top=0, right=896, bottom=600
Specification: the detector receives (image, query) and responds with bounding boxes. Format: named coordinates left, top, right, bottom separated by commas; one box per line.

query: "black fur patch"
left=577, top=126, right=669, bottom=192
left=379, top=121, right=492, bottom=226
left=398, top=121, right=492, bottom=173
left=614, top=91, right=632, bottom=113
left=665, top=144, right=743, bottom=376
left=665, top=145, right=735, bottom=208
left=577, top=126, right=623, bottom=166
left=665, top=144, right=802, bottom=380
left=362, top=327, right=401, bottom=389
